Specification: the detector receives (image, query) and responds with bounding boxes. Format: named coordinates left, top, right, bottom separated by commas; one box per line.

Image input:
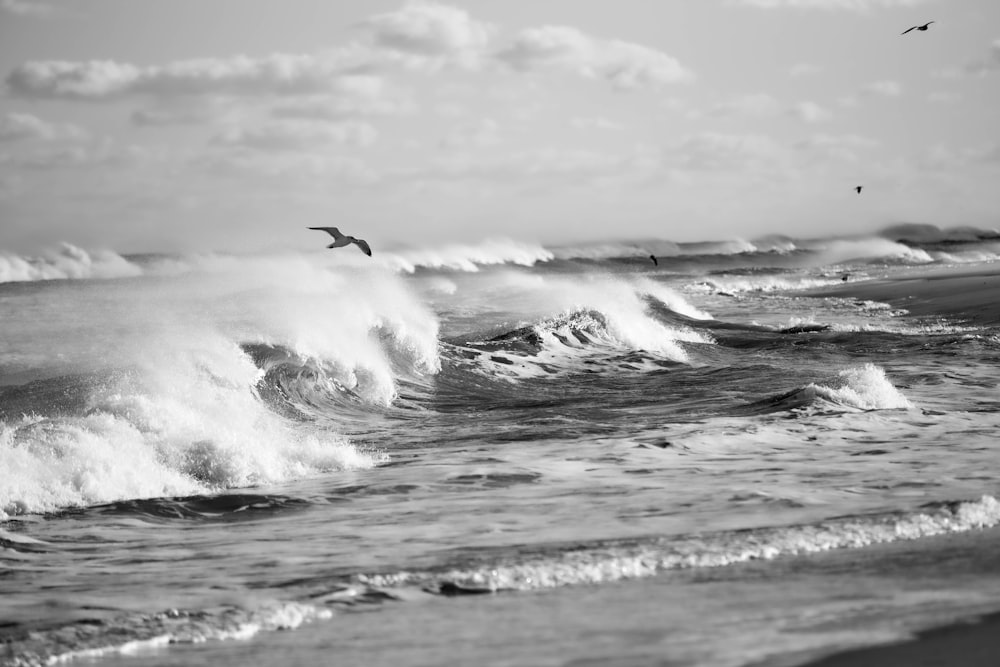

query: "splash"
left=384, top=238, right=554, bottom=272
left=0, top=243, right=142, bottom=283
left=0, top=254, right=440, bottom=516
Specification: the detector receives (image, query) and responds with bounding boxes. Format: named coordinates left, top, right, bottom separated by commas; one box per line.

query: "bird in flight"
left=649, top=254, right=658, bottom=266
left=855, top=186, right=863, bottom=194
left=901, top=21, right=934, bottom=35
left=308, top=227, right=372, bottom=256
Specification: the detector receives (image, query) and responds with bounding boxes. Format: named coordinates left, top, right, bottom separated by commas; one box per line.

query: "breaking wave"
left=0, top=243, right=142, bottom=284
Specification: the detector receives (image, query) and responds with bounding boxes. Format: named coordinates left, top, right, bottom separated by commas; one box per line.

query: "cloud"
left=0, top=0, right=53, bottom=17
left=704, top=93, right=782, bottom=117
left=6, top=54, right=368, bottom=100
left=794, top=133, right=877, bottom=161
left=860, top=80, right=902, bottom=97
left=211, top=119, right=378, bottom=152
left=964, top=39, right=1000, bottom=76
left=130, top=105, right=222, bottom=127
left=358, top=1, right=493, bottom=69
left=731, top=0, right=929, bottom=10
left=441, top=117, right=501, bottom=148
left=496, top=25, right=693, bottom=89
left=570, top=117, right=624, bottom=131
left=790, top=101, right=833, bottom=123
left=271, top=76, right=417, bottom=120
left=670, top=133, right=784, bottom=171
left=0, top=112, right=86, bottom=142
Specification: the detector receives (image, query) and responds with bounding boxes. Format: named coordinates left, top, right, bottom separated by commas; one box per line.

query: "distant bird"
left=649, top=254, right=658, bottom=266
left=841, top=273, right=850, bottom=282
left=901, top=21, right=934, bottom=35
left=855, top=185, right=863, bottom=194
left=308, top=227, right=372, bottom=256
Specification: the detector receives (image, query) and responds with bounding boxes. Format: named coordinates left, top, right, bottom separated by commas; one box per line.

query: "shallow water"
left=2, top=227, right=1000, bottom=666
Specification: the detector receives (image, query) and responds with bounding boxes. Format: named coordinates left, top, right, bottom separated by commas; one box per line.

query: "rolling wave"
left=0, top=243, right=141, bottom=284
left=742, top=363, right=913, bottom=414
left=8, top=494, right=995, bottom=665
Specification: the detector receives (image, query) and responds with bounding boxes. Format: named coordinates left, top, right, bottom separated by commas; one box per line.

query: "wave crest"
left=0, top=243, right=142, bottom=283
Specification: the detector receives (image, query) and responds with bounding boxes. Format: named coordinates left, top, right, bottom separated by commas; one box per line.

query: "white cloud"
left=0, top=112, right=86, bottom=142
left=670, top=133, right=784, bottom=171
left=570, top=117, right=624, bottom=131
left=964, top=39, right=1000, bottom=76
left=496, top=25, right=693, bottom=89
left=5, top=54, right=369, bottom=100
left=0, top=0, right=53, bottom=17
left=358, top=1, right=493, bottom=69
left=861, top=80, right=902, bottom=97
left=211, top=119, right=378, bottom=152
left=271, top=76, right=417, bottom=120
left=441, top=117, right=501, bottom=148
left=704, top=93, right=782, bottom=117
left=791, top=101, right=833, bottom=123
left=731, top=0, right=928, bottom=10
left=795, top=133, right=877, bottom=161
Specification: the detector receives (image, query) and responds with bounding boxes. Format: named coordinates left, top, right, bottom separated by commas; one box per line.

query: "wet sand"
left=812, top=264, right=1000, bottom=327
left=797, top=611, right=1000, bottom=667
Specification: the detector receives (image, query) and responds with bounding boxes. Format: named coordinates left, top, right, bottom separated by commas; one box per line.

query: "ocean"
left=2, top=223, right=1000, bottom=667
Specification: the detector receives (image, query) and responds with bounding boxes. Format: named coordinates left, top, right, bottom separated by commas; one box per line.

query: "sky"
left=0, top=0, right=998, bottom=254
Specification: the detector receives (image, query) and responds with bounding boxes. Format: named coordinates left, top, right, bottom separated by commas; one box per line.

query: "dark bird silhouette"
left=649, top=254, right=658, bottom=266
left=855, top=186, right=863, bottom=194
left=308, top=227, right=372, bottom=256
left=901, top=21, right=934, bottom=35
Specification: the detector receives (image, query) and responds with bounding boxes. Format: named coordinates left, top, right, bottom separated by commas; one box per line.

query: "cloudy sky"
left=1, top=0, right=997, bottom=254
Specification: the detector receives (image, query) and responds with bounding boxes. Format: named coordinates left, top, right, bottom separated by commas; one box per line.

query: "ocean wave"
left=802, top=238, right=934, bottom=265
left=549, top=238, right=780, bottom=261
left=745, top=363, right=913, bottom=414
left=6, top=495, right=998, bottom=665
left=0, top=243, right=142, bottom=284
left=449, top=280, right=713, bottom=379
left=686, top=274, right=844, bottom=295
left=383, top=238, right=554, bottom=272
left=0, top=258, right=442, bottom=517
left=4, top=601, right=332, bottom=667
left=359, top=495, right=1000, bottom=593
left=879, top=223, right=1000, bottom=245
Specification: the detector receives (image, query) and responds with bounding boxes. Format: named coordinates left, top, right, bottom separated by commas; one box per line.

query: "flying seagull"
left=855, top=186, right=863, bottom=194
left=308, top=227, right=372, bottom=256
left=901, top=21, right=934, bottom=35
left=649, top=254, right=658, bottom=266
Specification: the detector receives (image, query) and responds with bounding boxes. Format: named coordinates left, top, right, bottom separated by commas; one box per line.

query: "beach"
left=3, top=234, right=1000, bottom=666
left=812, top=263, right=1000, bottom=327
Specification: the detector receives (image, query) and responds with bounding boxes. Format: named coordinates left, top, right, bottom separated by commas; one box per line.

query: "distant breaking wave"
left=0, top=243, right=142, bottom=283
left=383, top=238, right=554, bottom=272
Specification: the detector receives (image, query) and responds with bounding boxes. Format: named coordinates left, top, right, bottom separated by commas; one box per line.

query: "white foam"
left=807, top=238, right=934, bottom=265
left=361, top=496, right=1000, bottom=593
left=39, top=602, right=333, bottom=665
left=810, top=363, right=913, bottom=411
left=0, top=255, right=441, bottom=516
left=0, top=243, right=142, bottom=283
left=383, top=238, right=554, bottom=273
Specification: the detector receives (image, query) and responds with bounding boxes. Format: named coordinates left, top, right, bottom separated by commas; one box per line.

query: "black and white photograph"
left=2, top=1, right=1000, bottom=665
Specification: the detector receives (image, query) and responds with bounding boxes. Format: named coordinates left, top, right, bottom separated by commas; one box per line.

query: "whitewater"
left=2, top=223, right=1000, bottom=667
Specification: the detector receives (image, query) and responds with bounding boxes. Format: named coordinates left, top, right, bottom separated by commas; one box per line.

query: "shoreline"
left=792, top=611, right=1000, bottom=667
left=810, top=262, right=1000, bottom=327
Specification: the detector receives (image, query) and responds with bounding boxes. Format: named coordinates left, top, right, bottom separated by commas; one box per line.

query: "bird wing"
left=924, top=21, right=935, bottom=27
left=901, top=26, right=916, bottom=34
left=353, top=238, right=372, bottom=256
left=308, top=226, right=344, bottom=239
